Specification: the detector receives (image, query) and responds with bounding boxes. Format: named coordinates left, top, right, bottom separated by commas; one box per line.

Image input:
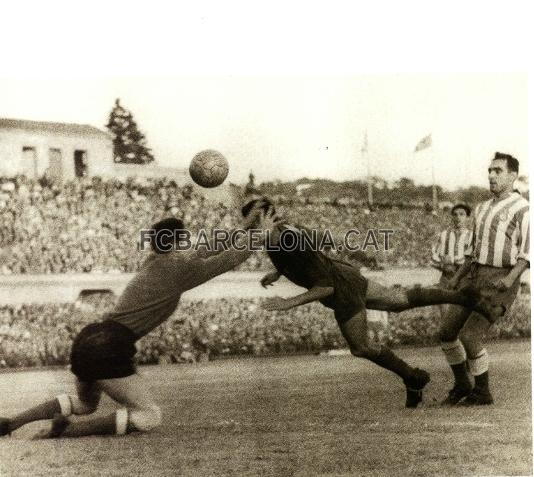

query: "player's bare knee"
left=57, top=394, right=99, bottom=416
left=116, top=406, right=162, bottom=434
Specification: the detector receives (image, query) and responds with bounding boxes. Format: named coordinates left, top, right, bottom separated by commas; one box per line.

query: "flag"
left=361, top=131, right=368, bottom=153
left=414, top=134, right=432, bottom=152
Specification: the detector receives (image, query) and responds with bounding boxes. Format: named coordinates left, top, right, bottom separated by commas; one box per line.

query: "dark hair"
left=451, top=203, right=471, bottom=217
left=150, top=217, right=185, bottom=254
left=494, top=152, right=519, bottom=173
left=241, top=197, right=274, bottom=217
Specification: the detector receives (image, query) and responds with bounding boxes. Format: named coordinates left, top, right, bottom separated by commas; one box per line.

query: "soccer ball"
left=189, top=150, right=229, bottom=188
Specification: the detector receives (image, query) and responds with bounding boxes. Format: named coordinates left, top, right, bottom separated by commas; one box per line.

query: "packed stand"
left=0, top=294, right=530, bottom=369
left=0, top=175, right=453, bottom=274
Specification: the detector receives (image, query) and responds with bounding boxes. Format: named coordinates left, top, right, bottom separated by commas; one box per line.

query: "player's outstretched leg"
left=1, top=379, right=101, bottom=437
left=365, top=280, right=503, bottom=322
left=336, top=309, right=430, bottom=408
left=36, top=373, right=161, bottom=438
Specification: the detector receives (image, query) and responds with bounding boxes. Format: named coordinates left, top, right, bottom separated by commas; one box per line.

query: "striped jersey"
left=431, top=227, right=473, bottom=266
left=467, top=192, right=529, bottom=267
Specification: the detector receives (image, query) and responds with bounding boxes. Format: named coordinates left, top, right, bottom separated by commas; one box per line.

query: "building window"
left=74, top=150, right=88, bottom=178
left=22, top=146, right=38, bottom=178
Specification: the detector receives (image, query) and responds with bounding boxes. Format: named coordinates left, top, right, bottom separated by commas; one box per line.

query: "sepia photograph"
left=0, top=3, right=532, bottom=476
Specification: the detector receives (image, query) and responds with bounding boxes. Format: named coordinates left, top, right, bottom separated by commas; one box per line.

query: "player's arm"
left=185, top=247, right=253, bottom=289
left=260, top=270, right=282, bottom=288
left=494, top=208, right=529, bottom=290
left=262, top=286, right=334, bottom=311
left=494, top=258, right=529, bottom=291
left=446, top=259, right=472, bottom=289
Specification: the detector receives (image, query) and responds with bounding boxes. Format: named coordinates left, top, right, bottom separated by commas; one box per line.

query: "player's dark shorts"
left=456, top=262, right=521, bottom=322
left=70, top=319, right=137, bottom=382
left=321, top=262, right=368, bottom=323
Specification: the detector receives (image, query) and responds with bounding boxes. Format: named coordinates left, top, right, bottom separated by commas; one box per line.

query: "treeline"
left=258, top=177, right=500, bottom=206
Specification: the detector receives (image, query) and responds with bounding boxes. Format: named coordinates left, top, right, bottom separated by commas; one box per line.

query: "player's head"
left=489, top=152, right=519, bottom=195
left=451, top=203, right=471, bottom=228
left=150, top=217, right=185, bottom=254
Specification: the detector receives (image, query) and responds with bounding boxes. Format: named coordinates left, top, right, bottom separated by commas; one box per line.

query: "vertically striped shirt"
left=432, top=227, right=473, bottom=266
left=467, top=192, right=530, bottom=267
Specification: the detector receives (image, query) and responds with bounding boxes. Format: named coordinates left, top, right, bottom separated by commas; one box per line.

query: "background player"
left=0, top=205, right=272, bottom=438
left=431, top=204, right=473, bottom=317
left=439, top=152, right=529, bottom=406
left=242, top=198, right=502, bottom=408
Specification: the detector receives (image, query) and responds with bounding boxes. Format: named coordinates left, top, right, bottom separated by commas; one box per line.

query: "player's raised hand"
left=241, top=202, right=262, bottom=230
left=262, top=297, right=292, bottom=311
left=261, top=271, right=281, bottom=288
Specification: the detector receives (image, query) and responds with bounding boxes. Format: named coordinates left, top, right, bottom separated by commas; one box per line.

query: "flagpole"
left=363, top=131, right=373, bottom=208
left=431, top=149, right=438, bottom=210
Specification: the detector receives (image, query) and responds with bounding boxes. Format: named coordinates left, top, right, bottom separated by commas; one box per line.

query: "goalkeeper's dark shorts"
left=70, top=319, right=137, bottom=382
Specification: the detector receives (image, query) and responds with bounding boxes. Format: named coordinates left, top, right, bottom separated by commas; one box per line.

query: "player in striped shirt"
left=0, top=206, right=272, bottom=439
left=431, top=204, right=473, bottom=317
left=439, top=152, right=529, bottom=406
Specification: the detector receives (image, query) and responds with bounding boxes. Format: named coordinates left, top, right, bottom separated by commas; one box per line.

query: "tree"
left=106, top=99, right=155, bottom=164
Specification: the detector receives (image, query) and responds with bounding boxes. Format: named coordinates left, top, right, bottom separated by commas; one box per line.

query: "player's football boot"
left=404, top=368, right=430, bottom=408
left=440, top=384, right=473, bottom=406
left=472, top=300, right=505, bottom=323
left=457, top=285, right=505, bottom=322
left=0, top=417, right=11, bottom=436
left=459, top=388, right=494, bottom=406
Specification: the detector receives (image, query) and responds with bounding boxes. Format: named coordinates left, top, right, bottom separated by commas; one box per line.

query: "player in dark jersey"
left=242, top=197, right=503, bottom=408
left=0, top=206, right=272, bottom=439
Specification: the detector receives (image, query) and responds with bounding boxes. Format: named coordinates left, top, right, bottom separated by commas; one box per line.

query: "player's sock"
left=370, top=346, right=414, bottom=381
left=450, top=362, right=471, bottom=386
left=461, top=351, right=493, bottom=405
left=8, top=397, right=63, bottom=432
left=468, top=349, right=490, bottom=392
left=59, top=413, right=118, bottom=437
left=441, top=340, right=470, bottom=387
left=406, top=287, right=476, bottom=308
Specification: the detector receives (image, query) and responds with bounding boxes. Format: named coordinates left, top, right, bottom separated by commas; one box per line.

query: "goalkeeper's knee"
left=57, top=394, right=98, bottom=416
left=115, top=406, right=162, bottom=435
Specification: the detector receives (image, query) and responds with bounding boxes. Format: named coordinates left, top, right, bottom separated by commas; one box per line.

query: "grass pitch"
left=0, top=340, right=531, bottom=476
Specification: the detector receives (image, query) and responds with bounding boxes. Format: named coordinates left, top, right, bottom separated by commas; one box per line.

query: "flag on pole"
left=414, top=134, right=432, bottom=152
left=361, top=130, right=368, bottom=154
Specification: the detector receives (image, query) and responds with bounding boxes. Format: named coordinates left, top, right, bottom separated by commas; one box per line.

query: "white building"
left=0, top=118, right=114, bottom=180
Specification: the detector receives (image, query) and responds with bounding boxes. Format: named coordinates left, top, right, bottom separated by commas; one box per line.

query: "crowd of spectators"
left=0, top=294, right=530, bottom=369
left=1, top=174, right=529, bottom=370
left=1, top=174, right=454, bottom=274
